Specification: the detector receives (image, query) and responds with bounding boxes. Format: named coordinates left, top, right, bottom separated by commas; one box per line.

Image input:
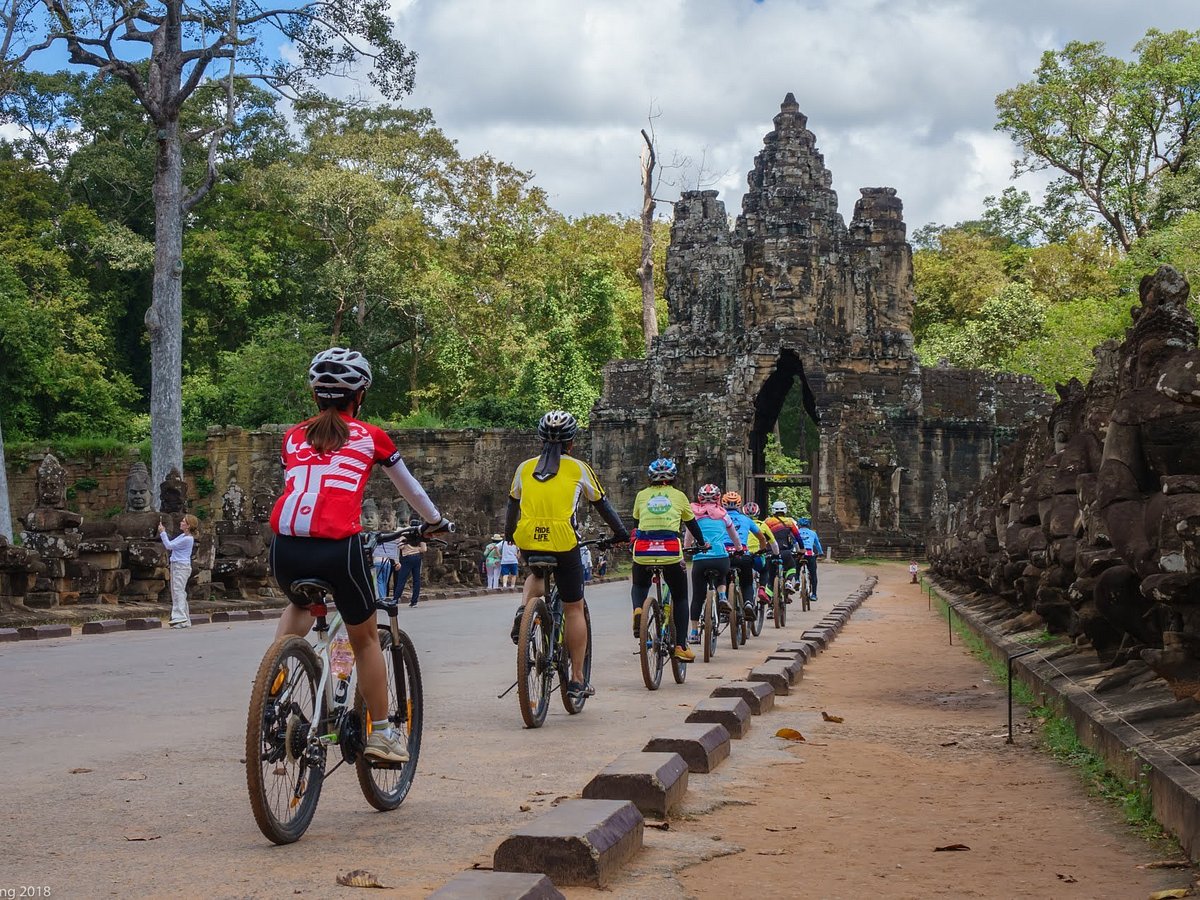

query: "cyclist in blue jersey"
left=686, top=484, right=744, bottom=642
left=720, top=491, right=779, bottom=620
left=796, top=516, right=824, bottom=602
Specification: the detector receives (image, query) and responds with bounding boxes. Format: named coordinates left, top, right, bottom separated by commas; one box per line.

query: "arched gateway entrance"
left=747, top=350, right=820, bottom=515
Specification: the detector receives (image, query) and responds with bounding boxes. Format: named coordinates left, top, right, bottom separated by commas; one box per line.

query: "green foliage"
left=764, top=434, right=811, bottom=516
left=71, top=477, right=99, bottom=492
left=194, top=475, right=215, bottom=498
left=1117, top=211, right=1200, bottom=321
left=182, top=456, right=209, bottom=472
left=918, top=283, right=1047, bottom=370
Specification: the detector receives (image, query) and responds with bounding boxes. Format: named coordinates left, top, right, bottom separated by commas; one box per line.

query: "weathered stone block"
left=24, top=508, right=83, bottom=532
left=24, top=592, right=59, bottom=609
left=582, top=751, right=688, bottom=817
left=800, top=630, right=829, bottom=648
left=18, top=624, right=71, bottom=640
left=0, top=628, right=19, bottom=642
left=429, top=871, right=564, bottom=899
left=748, top=662, right=792, bottom=694
left=711, top=680, right=775, bottom=714
left=125, top=617, right=162, bottom=630
left=212, top=610, right=250, bottom=622
left=493, top=799, right=643, bottom=888
left=77, top=551, right=123, bottom=570
left=686, top=697, right=752, bottom=738
left=82, top=619, right=126, bottom=634
left=643, top=723, right=731, bottom=773
left=775, top=641, right=813, bottom=662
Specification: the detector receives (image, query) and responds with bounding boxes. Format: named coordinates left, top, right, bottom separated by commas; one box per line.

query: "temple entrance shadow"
left=748, top=350, right=820, bottom=513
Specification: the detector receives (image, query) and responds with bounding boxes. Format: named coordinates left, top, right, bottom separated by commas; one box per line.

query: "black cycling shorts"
left=520, top=545, right=586, bottom=604
left=269, top=533, right=377, bottom=626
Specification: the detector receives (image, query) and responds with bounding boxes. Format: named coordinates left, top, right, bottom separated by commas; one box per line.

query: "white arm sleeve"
left=384, top=458, right=442, bottom=523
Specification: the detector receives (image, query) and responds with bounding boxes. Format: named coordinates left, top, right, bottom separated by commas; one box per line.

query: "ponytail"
left=305, top=393, right=357, bottom=454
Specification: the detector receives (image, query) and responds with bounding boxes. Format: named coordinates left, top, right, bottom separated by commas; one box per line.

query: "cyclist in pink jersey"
left=269, top=348, right=451, bottom=763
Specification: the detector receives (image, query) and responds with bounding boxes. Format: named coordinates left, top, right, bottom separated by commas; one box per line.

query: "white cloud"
left=383, top=0, right=1199, bottom=228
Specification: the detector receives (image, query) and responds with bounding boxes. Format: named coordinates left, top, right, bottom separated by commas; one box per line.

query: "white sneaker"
left=365, top=727, right=410, bottom=763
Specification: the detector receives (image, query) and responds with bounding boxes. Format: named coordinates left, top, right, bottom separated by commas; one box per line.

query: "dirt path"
left=591, top=563, right=1196, bottom=899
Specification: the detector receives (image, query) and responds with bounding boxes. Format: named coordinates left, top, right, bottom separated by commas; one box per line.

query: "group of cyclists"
left=266, top=347, right=825, bottom=717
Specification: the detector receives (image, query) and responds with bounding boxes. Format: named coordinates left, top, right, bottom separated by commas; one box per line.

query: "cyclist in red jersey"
left=269, top=348, right=451, bottom=763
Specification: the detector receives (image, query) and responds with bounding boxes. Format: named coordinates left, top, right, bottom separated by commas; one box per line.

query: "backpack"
left=484, top=542, right=502, bottom=564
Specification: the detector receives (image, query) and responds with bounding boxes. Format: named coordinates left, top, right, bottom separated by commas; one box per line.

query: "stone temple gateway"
left=591, top=94, right=1049, bottom=555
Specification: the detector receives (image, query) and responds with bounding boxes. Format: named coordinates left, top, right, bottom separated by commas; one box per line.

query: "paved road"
left=0, top=564, right=869, bottom=898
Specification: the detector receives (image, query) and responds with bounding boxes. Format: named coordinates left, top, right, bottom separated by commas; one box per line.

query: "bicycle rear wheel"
left=560, top=598, right=593, bottom=714
left=752, top=571, right=765, bottom=636
left=246, top=635, right=325, bottom=845
left=801, top=567, right=812, bottom=611
left=702, top=587, right=716, bottom=662
left=773, top=572, right=786, bottom=628
left=664, top=587, right=687, bottom=684
left=517, top=595, right=553, bottom=728
left=639, top=594, right=664, bottom=691
left=355, top=625, right=422, bottom=811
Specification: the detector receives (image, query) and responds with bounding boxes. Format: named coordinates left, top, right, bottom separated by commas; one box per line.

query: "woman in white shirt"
left=158, top=515, right=198, bottom=628
left=499, top=539, right=520, bottom=588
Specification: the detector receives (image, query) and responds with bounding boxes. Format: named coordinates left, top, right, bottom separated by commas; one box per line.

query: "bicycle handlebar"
left=362, top=521, right=455, bottom=552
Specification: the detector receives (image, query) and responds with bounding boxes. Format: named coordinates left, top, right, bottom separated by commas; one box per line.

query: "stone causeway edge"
left=930, top=576, right=1200, bottom=863
left=428, top=574, right=880, bottom=895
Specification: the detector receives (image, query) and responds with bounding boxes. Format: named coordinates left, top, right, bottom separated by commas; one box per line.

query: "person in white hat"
left=484, top=532, right=503, bottom=589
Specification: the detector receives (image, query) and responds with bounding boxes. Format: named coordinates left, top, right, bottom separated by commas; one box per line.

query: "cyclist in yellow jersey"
left=506, top=410, right=629, bottom=702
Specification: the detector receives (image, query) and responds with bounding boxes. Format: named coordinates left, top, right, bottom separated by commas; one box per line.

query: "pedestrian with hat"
left=484, top=533, right=503, bottom=589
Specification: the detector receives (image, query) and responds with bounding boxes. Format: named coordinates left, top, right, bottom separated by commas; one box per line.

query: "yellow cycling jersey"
left=509, top=454, right=606, bottom=552
left=746, top=519, right=769, bottom=553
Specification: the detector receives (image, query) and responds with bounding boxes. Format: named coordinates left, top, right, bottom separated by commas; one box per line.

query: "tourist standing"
left=394, top=519, right=427, bottom=607
left=500, top=538, right=520, bottom=588
left=158, top=515, right=198, bottom=628
left=580, top=543, right=593, bottom=583
left=484, top=533, right=503, bottom=589
left=373, top=535, right=398, bottom=600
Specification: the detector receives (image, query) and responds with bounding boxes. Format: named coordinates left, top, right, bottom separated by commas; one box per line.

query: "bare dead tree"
left=638, top=125, right=657, bottom=353
left=15, top=0, right=416, bottom=502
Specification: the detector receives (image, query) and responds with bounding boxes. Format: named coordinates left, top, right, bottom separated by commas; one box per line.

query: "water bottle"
left=330, top=634, right=354, bottom=680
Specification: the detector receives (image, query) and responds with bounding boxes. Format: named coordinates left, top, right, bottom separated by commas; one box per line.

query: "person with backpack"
left=484, top=533, right=503, bottom=589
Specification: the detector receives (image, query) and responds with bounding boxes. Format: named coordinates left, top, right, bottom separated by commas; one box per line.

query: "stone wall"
left=591, top=94, right=1049, bottom=555
left=929, top=266, right=1200, bottom=701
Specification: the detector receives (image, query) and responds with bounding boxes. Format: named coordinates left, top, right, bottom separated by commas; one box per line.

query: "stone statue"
left=126, top=462, right=154, bottom=513
left=36, top=454, right=68, bottom=509
left=361, top=498, right=381, bottom=531
left=159, top=468, right=187, bottom=514
left=222, top=479, right=246, bottom=525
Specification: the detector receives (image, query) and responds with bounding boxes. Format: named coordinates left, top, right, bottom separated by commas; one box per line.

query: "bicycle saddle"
left=525, top=554, right=559, bottom=568
left=290, top=578, right=334, bottom=605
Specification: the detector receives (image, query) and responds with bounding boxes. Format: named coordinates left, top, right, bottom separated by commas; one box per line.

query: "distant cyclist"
left=687, top=484, right=744, bottom=642
left=269, top=347, right=451, bottom=764
left=630, top=458, right=708, bottom=663
left=796, top=516, right=824, bottom=602
left=505, top=410, right=629, bottom=702
left=742, top=501, right=776, bottom=603
left=720, top=491, right=778, bottom=620
left=763, top=500, right=802, bottom=599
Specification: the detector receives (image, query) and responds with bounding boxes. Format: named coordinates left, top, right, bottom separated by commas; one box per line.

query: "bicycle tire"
left=639, top=594, right=664, bottom=691
left=729, top=591, right=741, bottom=650
left=752, top=570, right=765, bottom=636
left=773, top=572, right=785, bottom=628
left=246, top=635, right=325, bottom=845
left=517, top=595, right=553, bottom=728
left=801, top=566, right=812, bottom=612
left=559, top=598, right=593, bottom=714
left=703, top=587, right=716, bottom=662
left=665, top=586, right=687, bottom=684
left=355, top=626, right=422, bottom=811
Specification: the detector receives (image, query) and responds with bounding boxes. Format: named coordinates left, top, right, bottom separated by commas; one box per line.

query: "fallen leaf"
left=1148, top=890, right=1191, bottom=900
left=757, top=849, right=789, bottom=856
left=1057, top=873, right=1078, bottom=883
left=118, top=772, right=147, bottom=781
left=934, top=844, right=970, bottom=852
left=775, top=728, right=806, bottom=742
left=336, top=869, right=389, bottom=889
left=123, top=831, right=160, bottom=841
left=1139, top=862, right=1191, bottom=870
left=533, top=790, right=552, bottom=796
left=68, top=767, right=93, bottom=774
left=519, top=805, right=531, bottom=812
left=939, top=741, right=959, bottom=747
left=550, top=795, right=570, bottom=807
left=765, top=826, right=797, bottom=832
left=821, top=712, right=844, bottom=723
left=645, top=821, right=670, bottom=830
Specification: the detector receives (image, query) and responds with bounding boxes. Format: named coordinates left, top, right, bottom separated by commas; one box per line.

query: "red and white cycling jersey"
left=270, top=415, right=402, bottom=539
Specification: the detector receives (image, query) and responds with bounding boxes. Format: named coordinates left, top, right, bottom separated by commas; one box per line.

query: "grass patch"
left=838, top=556, right=905, bottom=566
left=930, top=592, right=1169, bottom=845
left=1017, top=629, right=1068, bottom=648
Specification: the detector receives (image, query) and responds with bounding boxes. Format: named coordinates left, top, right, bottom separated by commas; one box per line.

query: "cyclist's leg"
left=807, top=555, right=818, bottom=597
left=662, top=560, right=689, bottom=649
left=556, top=548, right=588, bottom=685
left=734, top=555, right=754, bottom=609
left=631, top=561, right=652, bottom=636
left=713, top=557, right=732, bottom=610
left=689, top=559, right=707, bottom=633
left=269, top=534, right=324, bottom=639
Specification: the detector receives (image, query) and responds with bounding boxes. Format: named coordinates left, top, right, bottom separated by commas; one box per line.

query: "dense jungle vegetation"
left=1, top=28, right=1197, bottom=444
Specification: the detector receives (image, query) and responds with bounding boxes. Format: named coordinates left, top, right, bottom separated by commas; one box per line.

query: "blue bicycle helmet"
left=798, top=517, right=811, bottom=527
left=647, top=458, right=677, bottom=483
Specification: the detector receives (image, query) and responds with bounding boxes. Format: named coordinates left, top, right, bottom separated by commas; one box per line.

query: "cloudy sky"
left=386, top=0, right=1198, bottom=231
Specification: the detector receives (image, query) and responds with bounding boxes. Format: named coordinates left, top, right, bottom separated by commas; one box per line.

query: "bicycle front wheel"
left=517, top=595, right=553, bottom=728
left=729, top=587, right=741, bottom=651
left=355, top=625, right=422, bottom=811
left=559, top=598, right=593, bottom=714
left=801, top=568, right=812, bottom=612
left=246, top=635, right=325, bottom=845
left=752, top=575, right=765, bottom=636
left=639, top=594, right=665, bottom=691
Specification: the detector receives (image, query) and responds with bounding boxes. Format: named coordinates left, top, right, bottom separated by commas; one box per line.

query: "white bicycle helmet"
left=771, top=500, right=788, bottom=515
left=309, top=348, right=373, bottom=398
left=537, top=410, right=578, bottom=443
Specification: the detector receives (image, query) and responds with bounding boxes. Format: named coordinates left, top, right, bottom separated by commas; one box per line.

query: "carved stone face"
left=126, top=463, right=152, bottom=512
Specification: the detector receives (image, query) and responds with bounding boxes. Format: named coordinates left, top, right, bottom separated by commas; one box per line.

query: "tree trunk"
left=639, top=128, right=658, bottom=353
left=145, top=119, right=185, bottom=506
left=0, top=415, right=11, bottom=541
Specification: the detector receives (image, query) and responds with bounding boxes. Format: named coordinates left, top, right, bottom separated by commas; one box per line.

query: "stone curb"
left=686, top=697, right=752, bottom=738
left=211, top=610, right=250, bottom=623
left=493, top=799, right=644, bottom=888
left=775, top=641, right=813, bottom=663
left=747, top=662, right=793, bottom=694
left=81, top=619, right=126, bottom=635
left=0, top=628, right=19, bottom=642
left=18, top=623, right=71, bottom=640
left=125, top=617, right=162, bottom=630
left=764, top=653, right=805, bottom=684
left=428, top=575, right=881, bottom=896
left=710, top=680, right=774, bottom=715
left=428, top=871, right=564, bottom=899
left=581, top=751, right=688, bottom=818
left=930, top=576, right=1200, bottom=862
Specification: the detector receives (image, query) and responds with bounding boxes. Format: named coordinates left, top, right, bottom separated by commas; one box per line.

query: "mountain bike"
left=245, top=526, right=445, bottom=844
left=749, top=553, right=774, bottom=637
left=798, top=550, right=815, bottom=612
left=699, top=561, right=739, bottom=662
left=637, top=549, right=701, bottom=691
left=771, top=554, right=792, bottom=629
left=511, top=538, right=611, bottom=729
left=726, top=552, right=753, bottom=646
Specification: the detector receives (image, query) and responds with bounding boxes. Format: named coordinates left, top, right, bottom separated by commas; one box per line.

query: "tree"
left=17, top=0, right=416, bottom=500
left=996, top=29, right=1200, bottom=250
left=639, top=126, right=658, bottom=352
